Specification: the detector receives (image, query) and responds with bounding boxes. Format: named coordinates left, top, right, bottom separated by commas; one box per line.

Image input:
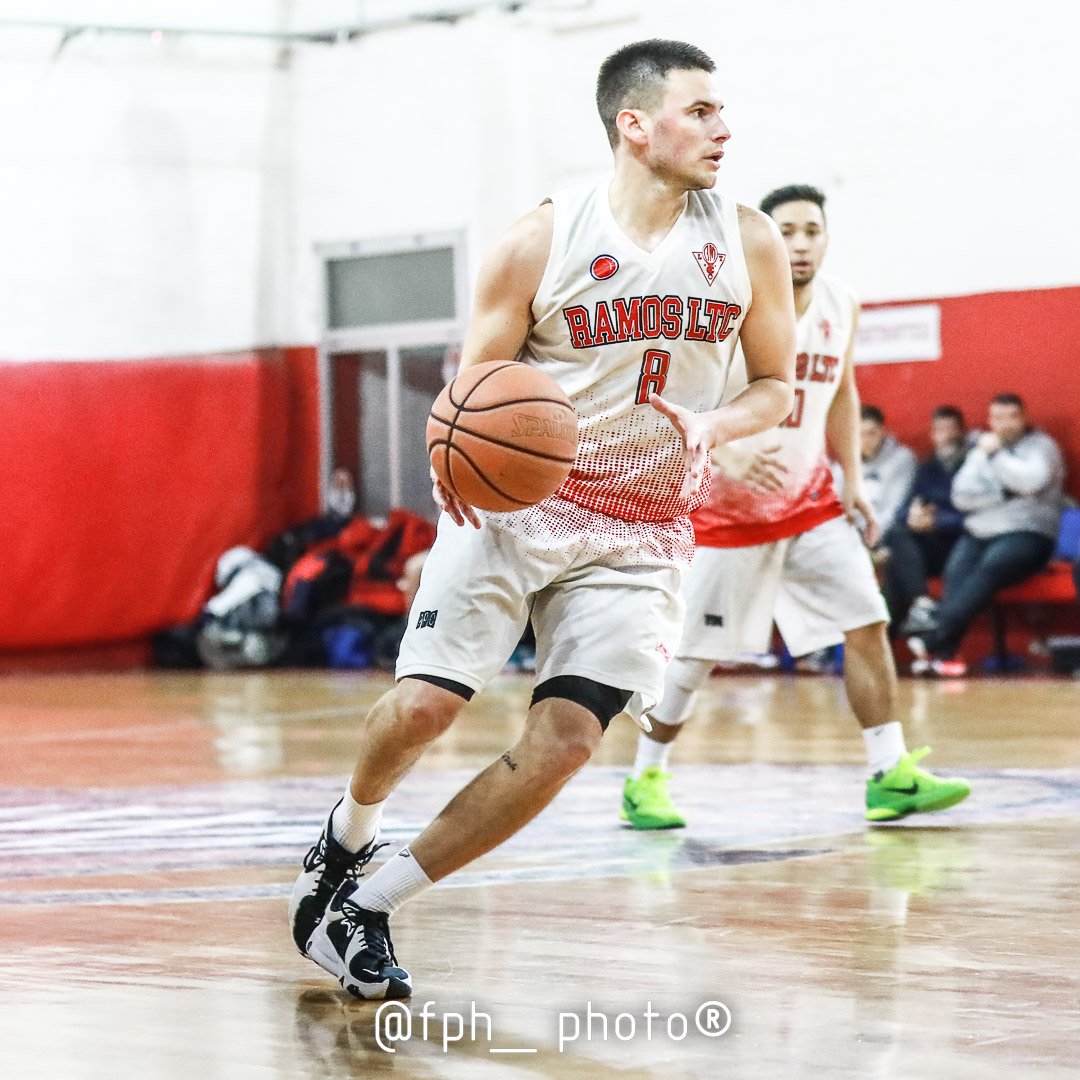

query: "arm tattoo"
left=500, top=752, right=518, bottom=772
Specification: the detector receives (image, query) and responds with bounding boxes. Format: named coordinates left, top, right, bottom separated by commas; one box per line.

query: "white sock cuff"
left=632, top=733, right=673, bottom=778
left=330, top=789, right=385, bottom=854
left=354, top=846, right=434, bottom=916
left=863, top=721, right=907, bottom=777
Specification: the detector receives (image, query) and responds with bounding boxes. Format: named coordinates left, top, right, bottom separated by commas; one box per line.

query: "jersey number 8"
left=635, top=349, right=670, bottom=405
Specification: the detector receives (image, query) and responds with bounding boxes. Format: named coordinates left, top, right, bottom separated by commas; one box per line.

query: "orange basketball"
left=426, top=360, right=579, bottom=512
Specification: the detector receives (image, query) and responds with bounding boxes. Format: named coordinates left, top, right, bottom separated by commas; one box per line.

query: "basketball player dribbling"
left=620, top=185, right=971, bottom=831
left=289, top=39, right=798, bottom=1000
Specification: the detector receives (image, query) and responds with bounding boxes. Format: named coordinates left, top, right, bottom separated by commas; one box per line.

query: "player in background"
left=288, top=40, right=797, bottom=1000
left=621, top=184, right=970, bottom=830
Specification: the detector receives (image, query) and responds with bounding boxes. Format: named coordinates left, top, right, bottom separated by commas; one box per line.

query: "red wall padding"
left=854, top=286, right=1080, bottom=498
left=0, top=347, right=320, bottom=651
left=0, top=285, right=1076, bottom=658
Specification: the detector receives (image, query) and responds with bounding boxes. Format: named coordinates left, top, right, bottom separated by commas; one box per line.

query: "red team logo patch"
left=590, top=254, right=619, bottom=280
left=692, top=242, right=725, bottom=286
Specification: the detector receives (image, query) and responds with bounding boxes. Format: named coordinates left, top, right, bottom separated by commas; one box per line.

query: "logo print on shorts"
left=704, top=613, right=724, bottom=627
left=692, top=242, right=725, bottom=285
left=416, top=610, right=438, bottom=629
left=590, top=254, right=619, bottom=281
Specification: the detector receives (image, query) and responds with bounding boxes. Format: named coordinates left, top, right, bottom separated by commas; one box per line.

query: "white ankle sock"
left=330, top=789, right=385, bottom=854
left=350, top=847, right=433, bottom=915
left=863, top=721, right=907, bottom=777
left=632, top=730, right=673, bottom=778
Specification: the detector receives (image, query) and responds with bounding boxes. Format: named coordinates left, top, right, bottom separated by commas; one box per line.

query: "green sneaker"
left=621, top=766, right=686, bottom=830
left=865, top=747, right=971, bottom=822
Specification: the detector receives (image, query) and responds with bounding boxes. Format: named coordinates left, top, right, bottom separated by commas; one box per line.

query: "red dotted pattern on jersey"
left=496, top=494, right=696, bottom=569
left=552, top=396, right=709, bottom=524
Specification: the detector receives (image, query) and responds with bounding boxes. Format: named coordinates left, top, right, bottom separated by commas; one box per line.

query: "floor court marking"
left=1, top=765, right=1077, bottom=906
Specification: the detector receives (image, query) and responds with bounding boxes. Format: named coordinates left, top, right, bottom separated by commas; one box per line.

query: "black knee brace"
left=401, top=673, right=475, bottom=701
left=530, top=675, right=632, bottom=731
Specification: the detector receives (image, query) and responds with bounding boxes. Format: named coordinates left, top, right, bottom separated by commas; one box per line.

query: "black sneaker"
left=288, top=803, right=384, bottom=956
left=305, top=880, right=412, bottom=1000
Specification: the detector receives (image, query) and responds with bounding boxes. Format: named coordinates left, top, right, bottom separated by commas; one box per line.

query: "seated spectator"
left=859, top=404, right=918, bottom=538
left=326, top=467, right=357, bottom=523
left=884, top=406, right=970, bottom=633
left=262, top=467, right=358, bottom=573
left=906, top=394, right=1066, bottom=674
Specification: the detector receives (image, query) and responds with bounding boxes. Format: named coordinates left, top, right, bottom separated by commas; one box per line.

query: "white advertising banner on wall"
left=854, top=303, right=942, bottom=365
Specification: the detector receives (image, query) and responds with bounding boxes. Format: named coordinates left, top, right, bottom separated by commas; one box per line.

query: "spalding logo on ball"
left=426, top=360, right=580, bottom=512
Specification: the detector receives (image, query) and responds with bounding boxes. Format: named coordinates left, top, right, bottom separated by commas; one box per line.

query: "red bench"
left=996, top=561, right=1077, bottom=606
left=989, top=560, right=1078, bottom=668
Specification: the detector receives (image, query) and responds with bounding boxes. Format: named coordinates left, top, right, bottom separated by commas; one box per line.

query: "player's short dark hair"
left=932, top=405, right=965, bottom=426
left=991, top=392, right=1025, bottom=410
left=860, top=404, right=885, bottom=426
left=596, top=39, right=716, bottom=149
left=760, top=184, right=827, bottom=224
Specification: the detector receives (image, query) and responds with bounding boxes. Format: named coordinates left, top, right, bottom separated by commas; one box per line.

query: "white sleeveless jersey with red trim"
left=692, top=272, right=855, bottom=547
left=523, top=176, right=752, bottom=524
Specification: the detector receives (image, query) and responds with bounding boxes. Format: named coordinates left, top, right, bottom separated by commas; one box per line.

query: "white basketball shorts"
left=396, top=496, right=692, bottom=719
left=679, top=513, right=889, bottom=660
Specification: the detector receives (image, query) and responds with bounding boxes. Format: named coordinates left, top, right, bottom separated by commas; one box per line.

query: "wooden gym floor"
left=0, top=669, right=1078, bottom=1079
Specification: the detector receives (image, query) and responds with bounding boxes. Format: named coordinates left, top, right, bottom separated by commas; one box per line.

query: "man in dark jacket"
left=882, top=406, right=968, bottom=634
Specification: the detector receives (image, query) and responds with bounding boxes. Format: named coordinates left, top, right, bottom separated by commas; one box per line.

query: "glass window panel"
left=399, top=346, right=449, bottom=517
left=358, top=351, right=391, bottom=519
left=327, top=248, right=455, bottom=329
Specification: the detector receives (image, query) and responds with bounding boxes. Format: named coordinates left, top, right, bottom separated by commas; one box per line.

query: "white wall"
left=0, top=26, right=293, bottom=359
left=0, top=0, right=1076, bottom=359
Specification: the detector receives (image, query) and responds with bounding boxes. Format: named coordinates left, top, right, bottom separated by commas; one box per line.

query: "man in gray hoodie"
left=906, top=394, right=1065, bottom=670
left=859, top=404, right=918, bottom=537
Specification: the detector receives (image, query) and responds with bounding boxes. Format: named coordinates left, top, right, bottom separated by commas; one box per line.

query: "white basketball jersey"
left=692, top=272, right=855, bottom=546
left=525, top=176, right=752, bottom=523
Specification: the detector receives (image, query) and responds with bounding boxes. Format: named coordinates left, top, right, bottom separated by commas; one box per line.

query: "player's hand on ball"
left=648, top=393, right=713, bottom=499
left=430, top=468, right=481, bottom=529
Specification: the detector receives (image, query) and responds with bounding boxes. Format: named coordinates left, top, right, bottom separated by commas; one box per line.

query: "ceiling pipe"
left=0, top=1, right=582, bottom=46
